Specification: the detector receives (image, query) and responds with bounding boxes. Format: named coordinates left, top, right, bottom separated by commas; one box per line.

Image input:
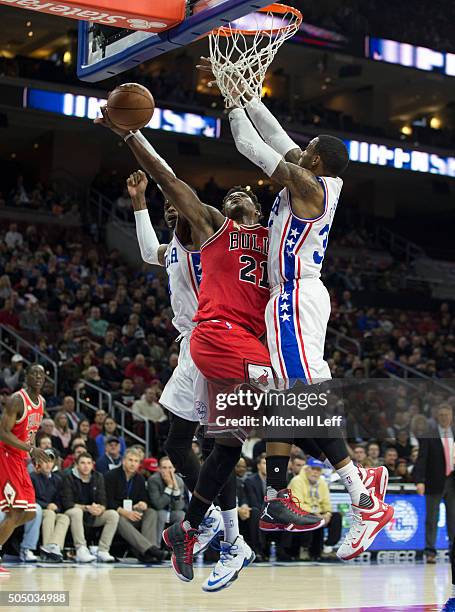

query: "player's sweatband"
left=229, top=109, right=282, bottom=177
left=134, top=209, right=162, bottom=266
left=246, top=98, right=298, bottom=158
left=131, top=130, right=176, bottom=177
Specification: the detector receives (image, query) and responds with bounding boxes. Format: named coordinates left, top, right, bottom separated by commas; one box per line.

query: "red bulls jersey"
left=194, top=218, right=269, bottom=337
left=0, top=389, right=44, bottom=458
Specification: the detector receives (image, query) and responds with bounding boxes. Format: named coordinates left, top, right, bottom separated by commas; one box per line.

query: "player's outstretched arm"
left=127, top=170, right=167, bottom=266
left=95, top=107, right=223, bottom=239
left=272, top=161, right=325, bottom=219
left=198, top=57, right=300, bottom=163
left=0, top=395, right=48, bottom=462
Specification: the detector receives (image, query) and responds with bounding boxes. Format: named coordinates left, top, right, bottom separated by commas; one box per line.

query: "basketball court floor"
left=1, top=561, right=449, bottom=611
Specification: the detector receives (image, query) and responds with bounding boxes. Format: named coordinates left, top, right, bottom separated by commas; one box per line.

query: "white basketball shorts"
left=160, top=334, right=208, bottom=423
left=265, top=278, right=332, bottom=386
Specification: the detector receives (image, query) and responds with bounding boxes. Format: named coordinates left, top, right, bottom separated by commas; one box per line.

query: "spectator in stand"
left=63, top=305, right=87, bottom=336
left=148, top=456, right=186, bottom=544
left=96, top=436, right=123, bottom=474
left=395, top=429, right=413, bottom=460
left=410, top=414, right=430, bottom=447
left=132, top=387, right=167, bottom=425
left=124, top=354, right=154, bottom=389
left=75, top=419, right=99, bottom=459
left=0, top=505, right=43, bottom=562
left=52, top=411, right=72, bottom=458
left=56, top=396, right=83, bottom=431
left=353, top=445, right=369, bottom=467
left=114, top=379, right=138, bottom=408
left=95, top=417, right=126, bottom=457
left=287, top=453, right=306, bottom=482
left=62, top=452, right=119, bottom=563
left=2, top=353, right=25, bottom=391
left=0, top=298, right=20, bottom=329
left=5, top=222, right=23, bottom=249
left=30, top=448, right=69, bottom=562
left=289, top=458, right=342, bottom=561
left=89, top=409, right=106, bottom=439
left=97, top=328, right=124, bottom=359
left=383, top=447, right=399, bottom=478
left=104, top=448, right=166, bottom=562
left=62, top=441, right=87, bottom=471
left=87, top=306, right=109, bottom=339
left=235, top=456, right=263, bottom=560
left=366, top=442, right=382, bottom=467
left=104, top=301, right=124, bottom=329
left=414, top=404, right=455, bottom=564
left=139, top=456, right=159, bottom=480
left=395, top=459, right=413, bottom=483
left=98, top=352, right=123, bottom=390
left=19, top=299, right=47, bottom=333
left=243, top=453, right=267, bottom=560
left=408, top=446, right=419, bottom=475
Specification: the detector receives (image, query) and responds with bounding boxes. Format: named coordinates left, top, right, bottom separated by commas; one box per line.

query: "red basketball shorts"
left=190, top=320, right=273, bottom=437
left=0, top=448, right=37, bottom=512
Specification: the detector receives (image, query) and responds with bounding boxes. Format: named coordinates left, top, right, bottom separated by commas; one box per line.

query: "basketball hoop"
left=208, top=3, right=302, bottom=108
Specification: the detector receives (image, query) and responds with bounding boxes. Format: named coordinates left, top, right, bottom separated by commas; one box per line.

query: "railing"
left=0, top=325, right=58, bottom=393
left=376, top=226, right=425, bottom=264
left=326, top=326, right=361, bottom=357
left=76, top=380, right=151, bottom=455
left=384, top=359, right=453, bottom=393
left=76, top=379, right=112, bottom=416
left=113, top=400, right=150, bottom=456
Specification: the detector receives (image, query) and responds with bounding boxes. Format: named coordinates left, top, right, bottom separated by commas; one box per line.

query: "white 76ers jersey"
left=267, top=176, right=343, bottom=287
left=164, top=235, right=202, bottom=334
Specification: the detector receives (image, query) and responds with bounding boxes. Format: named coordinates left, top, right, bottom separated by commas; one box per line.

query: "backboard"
left=77, top=0, right=273, bottom=82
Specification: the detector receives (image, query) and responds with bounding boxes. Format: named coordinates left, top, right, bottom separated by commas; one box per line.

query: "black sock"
left=266, top=455, right=289, bottom=493
left=186, top=495, right=211, bottom=530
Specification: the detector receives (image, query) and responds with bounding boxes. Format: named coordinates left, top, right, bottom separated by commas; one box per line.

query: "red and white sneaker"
left=336, top=494, right=394, bottom=561
left=0, top=565, right=10, bottom=576
left=358, top=465, right=389, bottom=501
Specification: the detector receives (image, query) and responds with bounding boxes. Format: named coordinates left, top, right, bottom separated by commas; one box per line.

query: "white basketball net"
left=208, top=5, right=302, bottom=108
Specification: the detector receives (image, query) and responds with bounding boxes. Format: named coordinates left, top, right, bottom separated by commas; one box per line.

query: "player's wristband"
left=124, top=130, right=137, bottom=142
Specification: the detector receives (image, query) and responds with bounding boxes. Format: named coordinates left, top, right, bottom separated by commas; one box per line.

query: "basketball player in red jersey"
left=0, top=364, right=48, bottom=575
left=103, top=132, right=324, bottom=584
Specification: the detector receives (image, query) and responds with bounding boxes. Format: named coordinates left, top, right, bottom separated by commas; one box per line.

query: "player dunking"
left=96, top=107, right=280, bottom=589
left=103, top=129, right=323, bottom=585
left=0, top=364, right=48, bottom=575
left=210, top=73, right=394, bottom=558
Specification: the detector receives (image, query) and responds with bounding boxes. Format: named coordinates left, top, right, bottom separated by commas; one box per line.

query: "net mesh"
left=208, top=5, right=302, bottom=109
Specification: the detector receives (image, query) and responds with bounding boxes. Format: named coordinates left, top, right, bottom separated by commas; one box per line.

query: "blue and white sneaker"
left=442, top=598, right=455, bottom=611
left=202, top=535, right=255, bottom=592
left=194, top=507, right=223, bottom=557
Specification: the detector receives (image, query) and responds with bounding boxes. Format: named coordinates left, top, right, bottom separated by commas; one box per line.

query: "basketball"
left=106, top=83, right=155, bottom=131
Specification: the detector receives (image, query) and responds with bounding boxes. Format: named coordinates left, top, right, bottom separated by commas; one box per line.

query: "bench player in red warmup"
left=0, top=364, right=48, bottom=575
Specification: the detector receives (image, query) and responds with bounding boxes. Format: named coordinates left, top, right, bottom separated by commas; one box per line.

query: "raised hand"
left=127, top=170, right=148, bottom=199
left=94, top=104, right=130, bottom=138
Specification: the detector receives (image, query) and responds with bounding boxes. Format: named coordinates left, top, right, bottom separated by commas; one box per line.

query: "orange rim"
left=211, top=3, right=302, bottom=37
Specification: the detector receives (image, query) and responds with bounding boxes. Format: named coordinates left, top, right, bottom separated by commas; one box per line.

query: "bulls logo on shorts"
left=3, top=482, right=17, bottom=506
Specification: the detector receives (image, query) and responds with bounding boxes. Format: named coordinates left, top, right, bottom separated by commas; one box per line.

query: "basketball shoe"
left=259, top=489, right=325, bottom=532
left=194, top=507, right=223, bottom=556
left=358, top=465, right=389, bottom=501
left=202, top=535, right=255, bottom=592
left=442, top=597, right=455, bottom=611
left=336, top=494, right=394, bottom=561
left=162, top=520, right=199, bottom=582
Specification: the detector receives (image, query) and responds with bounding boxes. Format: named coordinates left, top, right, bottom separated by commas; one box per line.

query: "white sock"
left=221, top=508, right=239, bottom=544
left=451, top=584, right=455, bottom=598
left=266, top=486, right=278, bottom=499
left=337, top=461, right=372, bottom=507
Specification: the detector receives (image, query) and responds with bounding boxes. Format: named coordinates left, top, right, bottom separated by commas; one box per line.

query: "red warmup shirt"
left=194, top=218, right=269, bottom=337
